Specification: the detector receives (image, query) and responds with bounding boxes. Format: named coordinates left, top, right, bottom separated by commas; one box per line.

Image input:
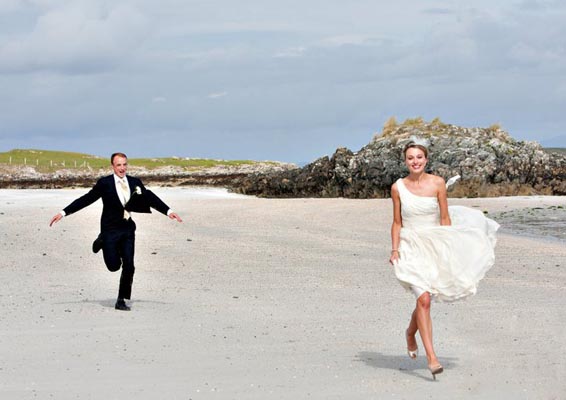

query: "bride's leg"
left=407, top=308, right=418, bottom=344
left=405, top=308, right=419, bottom=358
left=415, top=292, right=440, bottom=367
left=406, top=286, right=421, bottom=350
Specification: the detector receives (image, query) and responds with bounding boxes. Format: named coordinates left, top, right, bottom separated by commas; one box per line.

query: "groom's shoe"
left=115, top=298, right=131, bottom=311
left=92, top=234, right=103, bottom=254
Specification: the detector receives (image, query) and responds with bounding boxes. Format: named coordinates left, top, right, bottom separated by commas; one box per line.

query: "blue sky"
left=1, top=0, right=565, bottom=163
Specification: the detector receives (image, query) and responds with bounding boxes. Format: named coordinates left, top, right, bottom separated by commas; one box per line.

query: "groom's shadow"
left=355, top=351, right=458, bottom=381
left=56, top=298, right=171, bottom=309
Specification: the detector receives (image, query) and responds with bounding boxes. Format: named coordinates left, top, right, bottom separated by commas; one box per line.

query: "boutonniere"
left=134, top=186, right=142, bottom=195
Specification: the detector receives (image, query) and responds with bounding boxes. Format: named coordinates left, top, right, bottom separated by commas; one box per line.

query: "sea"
left=492, top=205, right=566, bottom=243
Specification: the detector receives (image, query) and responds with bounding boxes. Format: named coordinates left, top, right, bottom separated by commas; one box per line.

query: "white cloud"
left=175, top=47, right=251, bottom=64
left=0, top=0, right=21, bottom=13
left=207, top=91, right=227, bottom=99
left=152, top=96, right=166, bottom=103
left=273, top=46, right=306, bottom=58
left=0, top=1, right=149, bottom=74
left=319, top=34, right=383, bottom=48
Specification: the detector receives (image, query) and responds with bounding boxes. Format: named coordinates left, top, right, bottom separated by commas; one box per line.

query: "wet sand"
left=1, top=188, right=565, bottom=399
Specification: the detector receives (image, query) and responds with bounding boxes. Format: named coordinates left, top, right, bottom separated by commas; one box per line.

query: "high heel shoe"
left=405, top=329, right=418, bottom=359
left=428, top=364, right=443, bottom=380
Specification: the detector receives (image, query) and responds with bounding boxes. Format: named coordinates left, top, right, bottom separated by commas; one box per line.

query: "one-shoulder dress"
left=393, top=178, right=500, bottom=302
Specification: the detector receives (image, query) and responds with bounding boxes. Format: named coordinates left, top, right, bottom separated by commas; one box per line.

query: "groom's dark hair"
left=111, top=152, right=128, bottom=164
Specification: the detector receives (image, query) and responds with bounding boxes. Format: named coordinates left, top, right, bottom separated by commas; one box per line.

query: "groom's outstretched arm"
left=146, top=189, right=182, bottom=223
left=49, top=181, right=103, bottom=226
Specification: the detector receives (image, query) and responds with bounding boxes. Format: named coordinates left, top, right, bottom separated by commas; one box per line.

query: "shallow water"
left=491, top=205, right=566, bottom=242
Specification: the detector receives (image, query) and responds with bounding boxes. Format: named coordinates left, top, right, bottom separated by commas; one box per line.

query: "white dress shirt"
left=114, top=174, right=130, bottom=206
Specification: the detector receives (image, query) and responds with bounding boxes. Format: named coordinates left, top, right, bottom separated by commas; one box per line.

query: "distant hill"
left=0, top=149, right=258, bottom=172
left=544, top=147, right=566, bottom=155
left=0, top=149, right=296, bottom=189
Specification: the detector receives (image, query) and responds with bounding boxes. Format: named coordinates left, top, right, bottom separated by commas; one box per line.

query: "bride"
left=389, top=139, right=499, bottom=379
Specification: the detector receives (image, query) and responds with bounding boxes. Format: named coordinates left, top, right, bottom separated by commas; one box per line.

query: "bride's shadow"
left=355, top=351, right=458, bottom=381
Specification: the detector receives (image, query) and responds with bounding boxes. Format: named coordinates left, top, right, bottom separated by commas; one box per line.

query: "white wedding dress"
left=393, top=178, right=500, bottom=302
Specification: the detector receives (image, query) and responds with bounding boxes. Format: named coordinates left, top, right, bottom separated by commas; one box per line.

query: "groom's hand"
left=49, top=213, right=63, bottom=227
left=168, top=212, right=183, bottom=223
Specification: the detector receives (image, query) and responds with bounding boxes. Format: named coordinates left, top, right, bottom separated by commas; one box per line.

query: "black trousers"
left=101, top=220, right=136, bottom=300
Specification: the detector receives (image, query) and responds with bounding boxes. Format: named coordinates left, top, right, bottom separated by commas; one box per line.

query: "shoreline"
left=0, top=185, right=566, bottom=244
left=2, top=188, right=564, bottom=243
left=492, top=205, right=566, bottom=243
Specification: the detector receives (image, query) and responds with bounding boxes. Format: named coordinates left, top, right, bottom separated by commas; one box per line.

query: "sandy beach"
left=1, top=187, right=565, bottom=399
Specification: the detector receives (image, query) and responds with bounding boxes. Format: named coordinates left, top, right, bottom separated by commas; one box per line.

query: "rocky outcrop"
left=0, top=162, right=296, bottom=189
left=235, top=119, right=566, bottom=198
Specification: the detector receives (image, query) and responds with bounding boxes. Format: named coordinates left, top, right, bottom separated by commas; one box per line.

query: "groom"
left=49, top=152, right=183, bottom=311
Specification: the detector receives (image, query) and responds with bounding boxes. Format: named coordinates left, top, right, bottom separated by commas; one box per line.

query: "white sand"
left=0, top=188, right=565, bottom=399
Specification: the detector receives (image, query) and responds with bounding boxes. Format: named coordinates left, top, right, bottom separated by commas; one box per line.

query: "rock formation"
left=235, top=118, right=566, bottom=198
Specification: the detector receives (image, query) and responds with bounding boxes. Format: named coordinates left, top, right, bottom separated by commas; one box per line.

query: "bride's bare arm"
left=436, top=176, right=451, bottom=226
left=390, top=183, right=403, bottom=264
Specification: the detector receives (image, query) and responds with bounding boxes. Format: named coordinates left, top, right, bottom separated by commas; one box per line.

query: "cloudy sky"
left=1, top=0, right=565, bottom=163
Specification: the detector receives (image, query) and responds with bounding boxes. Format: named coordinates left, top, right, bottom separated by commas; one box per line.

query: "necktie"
left=120, top=179, right=131, bottom=219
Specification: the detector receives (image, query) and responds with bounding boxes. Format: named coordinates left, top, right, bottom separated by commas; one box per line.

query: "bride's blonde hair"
left=403, top=142, right=428, bottom=158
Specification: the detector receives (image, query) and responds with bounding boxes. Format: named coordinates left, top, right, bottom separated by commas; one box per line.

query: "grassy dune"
left=0, top=149, right=258, bottom=172
left=544, top=147, right=566, bottom=155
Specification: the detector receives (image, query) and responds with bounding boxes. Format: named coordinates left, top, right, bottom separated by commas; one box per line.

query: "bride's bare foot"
left=405, top=329, right=418, bottom=359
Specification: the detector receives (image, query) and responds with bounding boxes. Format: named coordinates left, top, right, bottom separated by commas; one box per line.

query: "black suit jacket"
left=63, top=175, right=170, bottom=231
